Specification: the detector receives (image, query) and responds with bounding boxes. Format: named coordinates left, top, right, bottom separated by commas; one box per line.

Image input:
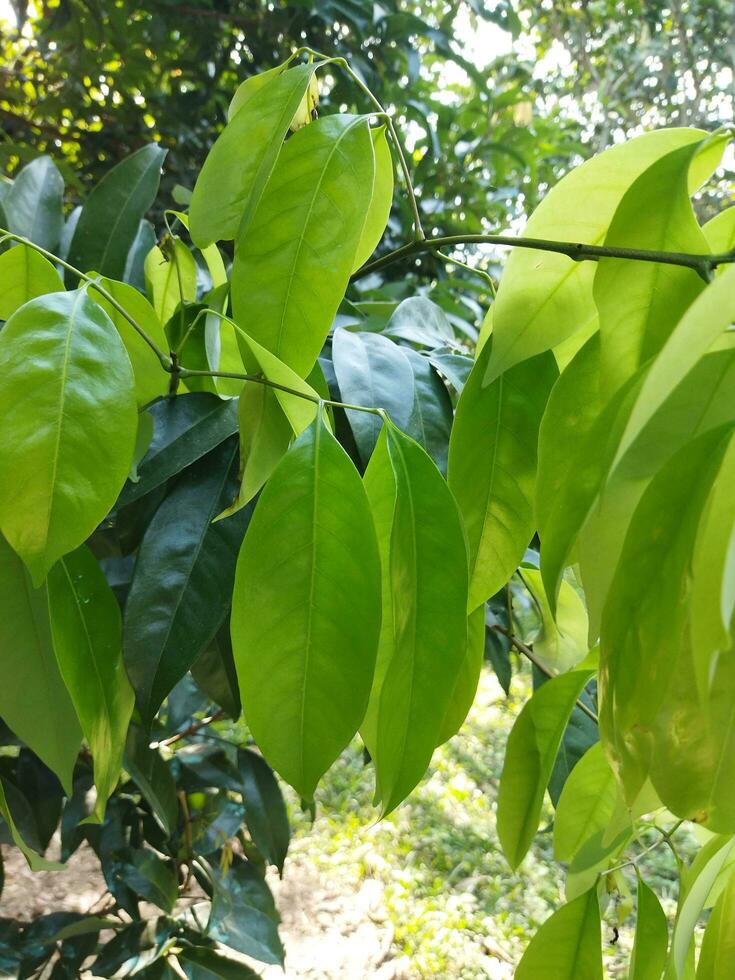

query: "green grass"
left=278, top=665, right=697, bottom=978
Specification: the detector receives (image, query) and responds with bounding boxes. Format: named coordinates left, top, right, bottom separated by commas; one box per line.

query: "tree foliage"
left=1, top=26, right=735, bottom=979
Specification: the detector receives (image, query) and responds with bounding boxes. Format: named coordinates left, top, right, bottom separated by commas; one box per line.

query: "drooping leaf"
left=547, top=683, right=599, bottom=807
left=448, top=341, right=557, bottom=612
left=553, top=743, right=617, bottom=864
left=630, top=875, right=668, bottom=980
left=352, top=125, right=394, bottom=271
left=67, top=145, right=166, bottom=282
left=403, top=346, right=454, bottom=475
left=237, top=749, right=290, bottom=873
left=190, top=62, right=319, bottom=248
left=179, top=947, right=260, bottom=979
left=497, top=669, right=593, bottom=869
left=124, top=437, right=251, bottom=727
left=0, top=778, right=64, bottom=871
left=231, top=415, right=382, bottom=801
left=91, top=275, right=169, bottom=407
left=123, top=724, right=178, bottom=837
left=437, top=605, right=485, bottom=744
left=522, top=569, right=589, bottom=673
left=594, top=136, right=716, bottom=398
left=120, top=850, right=178, bottom=913
left=0, top=535, right=81, bottom=792
left=485, top=127, right=707, bottom=383
left=123, top=218, right=157, bottom=292
left=0, top=290, right=137, bottom=584
left=191, top=626, right=241, bottom=720
left=515, top=887, right=602, bottom=980
left=697, top=866, right=735, bottom=979
left=331, top=328, right=415, bottom=466
left=46, top=545, right=134, bottom=819
left=0, top=244, right=64, bottom=320
left=231, top=114, right=375, bottom=376
left=118, top=393, right=239, bottom=506
left=204, top=855, right=283, bottom=965
left=362, top=424, right=469, bottom=814
left=5, top=155, right=64, bottom=252
left=144, top=237, right=197, bottom=327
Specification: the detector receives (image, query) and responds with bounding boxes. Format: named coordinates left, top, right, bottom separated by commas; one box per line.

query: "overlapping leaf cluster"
left=1, top=52, right=735, bottom=977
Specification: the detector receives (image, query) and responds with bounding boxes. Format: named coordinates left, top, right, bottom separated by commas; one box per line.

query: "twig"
left=151, top=710, right=225, bottom=749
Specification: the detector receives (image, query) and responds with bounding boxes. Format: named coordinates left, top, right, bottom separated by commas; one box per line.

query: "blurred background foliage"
left=2, top=0, right=733, bottom=280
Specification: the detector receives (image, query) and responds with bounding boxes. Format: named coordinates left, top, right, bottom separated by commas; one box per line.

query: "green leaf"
left=515, top=888, right=602, bottom=980
left=231, top=114, right=375, bottom=376
left=704, top=205, right=735, bottom=260
left=124, top=218, right=156, bottom=292
left=124, top=724, right=178, bottom=837
left=697, top=867, right=735, bottom=979
left=362, top=424, right=469, bottom=814
left=332, top=328, right=415, bottom=465
left=190, top=62, right=319, bottom=248
left=118, top=392, right=239, bottom=507
left=600, top=427, right=733, bottom=809
left=691, top=434, right=735, bottom=696
left=485, top=127, right=707, bottom=384
left=522, top=569, right=589, bottom=673
left=385, top=296, right=454, bottom=348
left=448, top=341, right=557, bottom=612
left=0, top=244, right=64, bottom=320
left=46, top=545, right=134, bottom=819
left=614, top=264, right=735, bottom=467
left=0, top=778, right=64, bottom=871
left=66, top=144, right=166, bottom=282
left=673, top=838, right=735, bottom=978
left=352, top=125, right=394, bottom=271
left=124, top=437, right=250, bottom=726
left=497, top=669, right=592, bottom=869
left=144, top=237, right=197, bottom=327
left=204, top=855, right=283, bottom=965
left=237, top=748, right=290, bottom=873
left=403, top=346, right=454, bottom=475
left=91, top=276, right=169, bottom=407
left=228, top=62, right=290, bottom=120
left=231, top=415, right=382, bottom=800
left=120, top=849, right=178, bottom=913
left=553, top=743, right=617, bottom=864
left=179, top=947, right=260, bottom=979
left=191, top=627, right=241, bottom=720
left=594, top=137, right=717, bottom=398
left=0, top=290, right=137, bottom=583
left=630, top=876, right=668, bottom=980
left=437, top=605, right=485, bottom=744
left=0, top=535, right=81, bottom=791
left=5, top=155, right=64, bottom=252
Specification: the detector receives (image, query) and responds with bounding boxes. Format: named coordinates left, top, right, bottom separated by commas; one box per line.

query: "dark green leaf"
left=119, top=849, right=178, bottom=912
left=179, top=947, right=260, bottom=979
left=5, top=156, right=64, bottom=251
left=204, top=856, right=283, bottom=965
left=191, top=627, right=241, bottom=720
left=124, top=724, right=178, bottom=837
left=237, top=749, right=289, bottom=873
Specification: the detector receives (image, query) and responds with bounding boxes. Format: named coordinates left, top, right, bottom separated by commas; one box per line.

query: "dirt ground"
left=1, top=839, right=403, bottom=979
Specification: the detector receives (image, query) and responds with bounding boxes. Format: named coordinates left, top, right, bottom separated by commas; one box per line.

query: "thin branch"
left=492, top=623, right=598, bottom=724
left=151, top=710, right=225, bottom=749
left=352, top=233, right=735, bottom=283
left=601, top=820, right=685, bottom=877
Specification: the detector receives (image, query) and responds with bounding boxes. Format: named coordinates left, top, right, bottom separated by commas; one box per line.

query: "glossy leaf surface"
left=0, top=290, right=137, bottom=583
left=630, top=876, right=668, bottom=980
left=5, top=155, right=64, bottom=251
left=0, top=244, right=64, bottom=320
left=515, top=887, right=602, bottom=979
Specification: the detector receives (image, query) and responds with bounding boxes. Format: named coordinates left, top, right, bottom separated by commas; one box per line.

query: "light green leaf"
left=0, top=290, right=137, bottom=583
left=231, top=415, right=382, bottom=801
left=190, top=62, right=319, bottom=248
left=228, top=63, right=291, bottom=120
left=600, top=427, right=732, bottom=809
left=614, top=264, right=735, bottom=467
left=437, top=605, right=485, bottom=745
left=594, top=136, right=718, bottom=398
left=497, top=669, right=592, bottom=869
left=485, top=128, right=707, bottom=384
left=144, top=237, right=198, bottom=327
left=629, top=876, right=669, bottom=980
left=553, top=743, right=617, bottom=863
left=0, top=778, right=64, bottom=871
left=47, top=545, right=134, bottom=819
left=0, top=244, right=64, bottom=320
left=703, top=205, right=735, bottom=258
left=91, top=275, right=169, bottom=407
left=169, top=209, right=227, bottom=289
left=523, top=569, right=588, bottom=672
left=0, top=534, right=81, bottom=792
left=697, top=867, right=735, bottom=979
left=515, top=888, right=602, bottom=980
left=67, top=144, right=166, bottom=282
left=5, top=155, right=64, bottom=252
left=673, top=837, right=735, bottom=978
left=352, top=125, right=394, bottom=271
left=448, top=340, right=557, bottom=612
left=231, top=114, right=375, bottom=376
left=691, top=435, right=735, bottom=696
left=362, top=424, right=469, bottom=815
